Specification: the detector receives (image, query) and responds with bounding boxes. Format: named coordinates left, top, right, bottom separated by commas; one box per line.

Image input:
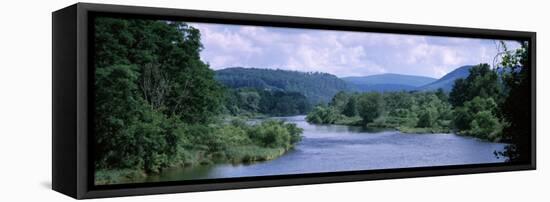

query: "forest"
left=223, top=88, right=310, bottom=117
left=306, top=44, right=531, bottom=163
left=93, top=17, right=531, bottom=184
left=93, top=18, right=303, bottom=184
left=215, top=67, right=349, bottom=103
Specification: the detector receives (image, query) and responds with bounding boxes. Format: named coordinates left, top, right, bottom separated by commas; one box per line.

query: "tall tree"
left=329, top=91, right=350, bottom=112
left=449, top=64, right=501, bottom=107
left=342, top=96, right=358, bottom=117
left=357, top=92, right=383, bottom=124
left=94, top=18, right=223, bottom=172
left=497, top=41, right=531, bottom=162
left=94, top=17, right=223, bottom=124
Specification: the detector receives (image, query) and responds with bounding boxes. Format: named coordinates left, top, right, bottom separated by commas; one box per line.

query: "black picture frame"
left=52, top=2, right=536, bottom=199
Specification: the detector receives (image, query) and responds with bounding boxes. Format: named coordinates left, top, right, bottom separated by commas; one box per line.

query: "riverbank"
left=95, top=119, right=303, bottom=185
left=95, top=146, right=290, bottom=185
left=319, top=115, right=453, bottom=134
left=124, top=115, right=506, bottom=182
left=309, top=115, right=502, bottom=143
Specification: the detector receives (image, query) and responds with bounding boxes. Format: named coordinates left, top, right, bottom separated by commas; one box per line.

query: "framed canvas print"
left=52, top=3, right=536, bottom=199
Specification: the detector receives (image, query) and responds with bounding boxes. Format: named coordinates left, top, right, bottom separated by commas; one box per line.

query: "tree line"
left=93, top=15, right=530, bottom=186
left=215, top=67, right=349, bottom=103
left=306, top=89, right=456, bottom=134
left=307, top=44, right=531, bottom=163
left=93, top=18, right=303, bottom=184
left=223, top=88, right=310, bottom=117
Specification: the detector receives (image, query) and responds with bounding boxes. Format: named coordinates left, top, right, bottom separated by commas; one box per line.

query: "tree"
left=449, top=64, right=501, bottom=107
left=94, top=64, right=141, bottom=168
left=416, top=107, right=437, bottom=128
left=94, top=17, right=224, bottom=125
left=94, top=18, right=224, bottom=172
left=247, top=120, right=302, bottom=149
left=449, top=78, right=468, bottom=107
left=497, top=41, right=531, bottom=162
left=224, top=88, right=311, bottom=116
left=357, top=92, right=383, bottom=124
left=342, top=96, right=358, bottom=117
left=215, top=67, right=349, bottom=104
left=329, top=91, right=350, bottom=112
left=452, top=97, right=501, bottom=140
left=452, top=107, right=470, bottom=131
left=469, top=111, right=501, bottom=140
left=238, top=90, right=261, bottom=112
left=435, top=88, right=448, bottom=101
left=259, top=90, right=310, bottom=116
left=384, top=92, right=414, bottom=110
left=306, top=105, right=339, bottom=124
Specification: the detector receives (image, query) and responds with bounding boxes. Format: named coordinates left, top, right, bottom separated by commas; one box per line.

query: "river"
left=144, top=115, right=507, bottom=182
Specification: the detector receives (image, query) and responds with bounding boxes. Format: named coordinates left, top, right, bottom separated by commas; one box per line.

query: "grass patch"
left=95, top=169, right=146, bottom=185
left=397, top=126, right=452, bottom=134
left=225, top=145, right=287, bottom=163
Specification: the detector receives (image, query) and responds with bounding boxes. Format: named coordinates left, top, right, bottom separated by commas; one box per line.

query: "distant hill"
left=418, top=65, right=474, bottom=92
left=342, top=73, right=437, bottom=92
left=215, top=66, right=476, bottom=100
left=215, top=67, right=349, bottom=103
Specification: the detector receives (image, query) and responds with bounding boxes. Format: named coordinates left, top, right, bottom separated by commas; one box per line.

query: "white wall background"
left=0, top=0, right=547, bottom=201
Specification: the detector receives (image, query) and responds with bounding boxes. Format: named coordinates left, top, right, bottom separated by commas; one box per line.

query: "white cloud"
left=189, top=22, right=518, bottom=78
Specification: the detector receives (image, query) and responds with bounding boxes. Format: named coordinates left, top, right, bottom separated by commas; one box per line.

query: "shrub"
left=452, top=97, right=502, bottom=140
left=357, top=92, right=383, bottom=124
left=468, top=111, right=502, bottom=140
left=306, top=106, right=339, bottom=124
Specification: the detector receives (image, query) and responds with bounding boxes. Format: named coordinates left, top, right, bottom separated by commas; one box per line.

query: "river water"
left=145, top=115, right=507, bottom=182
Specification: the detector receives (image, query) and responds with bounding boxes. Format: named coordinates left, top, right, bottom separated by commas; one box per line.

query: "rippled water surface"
left=145, top=115, right=507, bottom=182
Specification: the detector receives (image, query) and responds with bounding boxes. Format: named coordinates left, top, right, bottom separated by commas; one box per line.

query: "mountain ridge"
left=418, top=65, right=474, bottom=92
left=214, top=67, right=349, bottom=103
left=214, top=65, right=475, bottom=99
left=342, top=73, right=437, bottom=92
left=342, top=73, right=437, bottom=86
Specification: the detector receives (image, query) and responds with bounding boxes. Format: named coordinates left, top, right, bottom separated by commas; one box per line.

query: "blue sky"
left=189, top=22, right=520, bottom=78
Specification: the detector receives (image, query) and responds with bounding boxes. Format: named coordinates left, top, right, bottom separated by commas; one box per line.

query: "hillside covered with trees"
left=223, top=88, right=310, bottom=117
left=215, top=67, right=349, bottom=103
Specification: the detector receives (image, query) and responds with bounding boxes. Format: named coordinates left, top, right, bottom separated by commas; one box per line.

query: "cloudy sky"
left=189, top=22, right=519, bottom=79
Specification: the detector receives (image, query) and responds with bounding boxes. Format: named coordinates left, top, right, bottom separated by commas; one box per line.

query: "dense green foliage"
left=94, top=18, right=222, bottom=174
left=223, top=88, right=310, bottom=117
left=306, top=92, right=359, bottom=124
left=448, top=64, right=504, bottom=141
left=306, top=90, right=453, bottom=133
left=306, top=105, right=340, bottom=124
left=449, top=64, right=502, bottom=107
left=215, top=67, right=349, bottom=103
left=93, top=15, right=530, bottom=185
left=496, top=41, right=531, bottom=162
left=93, top=18, right=303, bottom=184
left=96, top=119, right=302, bottom=184
left=357, top=92, right=384, bottom=124
left=307, top=57, right=531, bottom=155
left=177, top=119, right=302, bottom=163
left=306, top=63, right=510, bottom=140
left=452, top=97, right=502, bottom=140
left=342, top=96, right=359, bottom=117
